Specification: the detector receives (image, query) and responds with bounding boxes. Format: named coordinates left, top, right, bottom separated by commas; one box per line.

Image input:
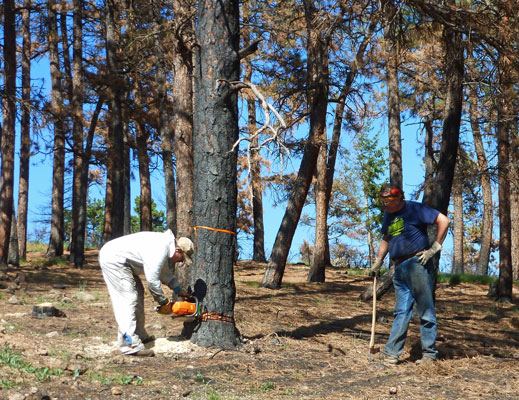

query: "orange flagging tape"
left=193, top=225, right=236, bottom=251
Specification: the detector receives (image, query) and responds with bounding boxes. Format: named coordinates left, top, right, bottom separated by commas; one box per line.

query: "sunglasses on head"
left=380, top=187, right=402, bottom=199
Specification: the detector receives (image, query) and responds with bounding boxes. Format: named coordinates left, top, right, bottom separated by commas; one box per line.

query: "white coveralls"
left=99, top=229, right=182, bottom=354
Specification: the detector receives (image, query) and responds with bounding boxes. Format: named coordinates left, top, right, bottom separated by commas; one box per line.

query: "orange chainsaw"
left=170, top=295, right=201, bottom=321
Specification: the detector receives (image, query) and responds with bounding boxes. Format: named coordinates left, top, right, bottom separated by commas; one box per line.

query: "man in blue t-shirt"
left=369, top=183, right=450, bottom=365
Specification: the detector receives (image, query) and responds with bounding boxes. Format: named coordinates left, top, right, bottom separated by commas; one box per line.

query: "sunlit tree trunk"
left=71, top=0, right=87, bottom=268
left=17, top=0, right=32, bottom=260
left=244, top=56, right=266, bottom=263
left=46, top=0, right=66, bottom=257
left=172, top=0, right=194, bottom=240
left=0, top=0, right=17, bottom=266
left=136, top=119, right=152, bottom=232
left=384, top=0, right=403, bottom=188
left=452, top=168, right=464, bottom=274
left=185, top=0, right=240, bottom=348
left=468, top=80, right=492, bottom=276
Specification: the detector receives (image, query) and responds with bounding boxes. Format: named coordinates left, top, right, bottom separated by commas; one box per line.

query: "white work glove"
left=417, top=241, right=443, bottom=265
left=369, top=259, right=384, bottom=278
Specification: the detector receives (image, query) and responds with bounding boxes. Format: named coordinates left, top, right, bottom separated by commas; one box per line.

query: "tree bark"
left=172, top=0, right=195, bottom=240
left=151, top=1, right=177, bottom=235
left=185, top=0, right=240, bottom=348
left=136, top=120, right=152, bottom=232
left=496, top=53, right=513, bottom=302
left=17, top=0, right=32, bottom=260
left=71, top=0, right=86, bottom=268
left=511, top=134, right=519, bottom=281
left=244, top=57, right=266, bottom=263
left=46, top=0, right=66, bottom=257
left=384, top=0, right=403, bottom=188
left=104, top=0, right=125, bottom=240
left=421, top=22, right=463, bottom=215
left=8, top=211, right=19, bottom=266
left=305, top=0, right=330, bottom=283
left=452, top=170, right=464, bottom=274
left=468, top=77, right=492, bottom=276
left=0, top=0, right=17, bottom=266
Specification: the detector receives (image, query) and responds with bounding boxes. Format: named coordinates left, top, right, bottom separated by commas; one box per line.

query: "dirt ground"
left=0, top=249, right=518, bottom=400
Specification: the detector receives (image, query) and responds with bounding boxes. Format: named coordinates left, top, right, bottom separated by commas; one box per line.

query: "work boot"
left=415, top=356, right=435, bottom=365
left=373, top=352, right=398, bottom=365
left=128, top=349, right=155, bottom=357
left=141, top=335, right=155, bottom=344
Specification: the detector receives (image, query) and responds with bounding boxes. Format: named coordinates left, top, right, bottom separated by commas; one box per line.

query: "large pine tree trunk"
left=105, top=0, right=125, bottom=240
left=46, top=0, right=66, bottom=257
left=185, top=0, right=240, bottom=348
left=495, top=52, right=513, bottom=302
left=0, top=0, right=17, bottom=267
left=17, top=0, right=31, bottom=260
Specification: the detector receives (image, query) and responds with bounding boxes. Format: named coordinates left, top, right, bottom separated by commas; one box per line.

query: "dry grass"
left=0, top=252, right=517, bottom=399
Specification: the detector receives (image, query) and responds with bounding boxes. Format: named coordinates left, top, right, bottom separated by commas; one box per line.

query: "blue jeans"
left=383, top=256, right=438, bottom=360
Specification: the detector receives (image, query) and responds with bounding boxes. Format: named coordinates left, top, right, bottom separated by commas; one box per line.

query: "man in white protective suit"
left=99, top=229, right=194, bottom=356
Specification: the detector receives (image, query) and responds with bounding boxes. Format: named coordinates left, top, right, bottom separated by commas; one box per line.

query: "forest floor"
left=0, top=249, right=518, bottom=400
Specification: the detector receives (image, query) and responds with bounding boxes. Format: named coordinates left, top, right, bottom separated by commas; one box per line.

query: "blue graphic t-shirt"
left=381, top=201, right=439, bottom=260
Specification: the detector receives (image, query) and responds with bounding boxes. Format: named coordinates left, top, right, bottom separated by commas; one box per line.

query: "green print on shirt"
left=388, top=217, right=404, bottom=237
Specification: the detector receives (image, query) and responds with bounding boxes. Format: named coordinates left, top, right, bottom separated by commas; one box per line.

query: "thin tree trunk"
left=71, top=0, right=86, bottom=268
left=0, top=0, right=17, bottom=266
left=171, top=0, right=194, bottom=239
left=8, top=211, right=19, bottom=266
left=422, top=23, right=463, bottom=214
left=468, top=79, right=492, bottom=276
left=17, top=0, right=32, bottom=260
left=123, top=123, right=131, bottom=236
left=422, top=17, right=463, bottom=297
left=384, top=0, right=403, bottom=188
left=185, top=0, right=240, bottom=348
left=306, top=0, right=331, bottom=283
left=244, top=60, right=266, bottom=263
left=46, top=0, right=66, bottom=257
left=136, top=120, right=152, bottom=231
left=151, top=1, right=177, bottom=234
left=496, top=53, right=513, bottom=302
left=511, top=134, right=519, bottom=281
left=452, top=171, right=464, bottom=274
